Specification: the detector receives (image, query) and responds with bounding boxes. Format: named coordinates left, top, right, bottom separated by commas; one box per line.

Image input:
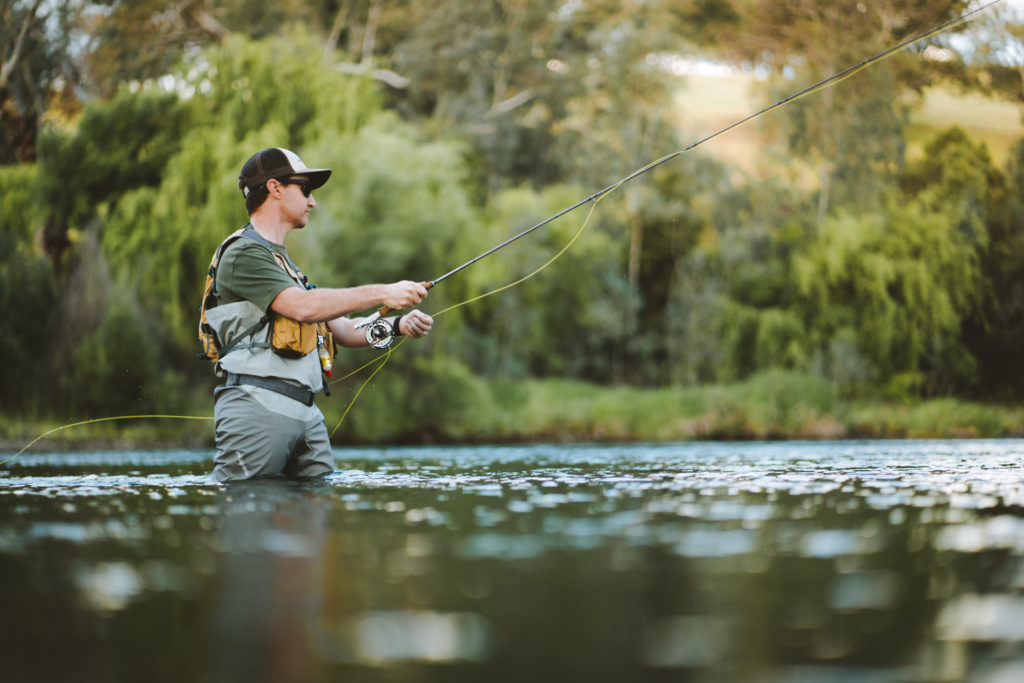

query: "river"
left=2, top=439, right=1024, bottom=682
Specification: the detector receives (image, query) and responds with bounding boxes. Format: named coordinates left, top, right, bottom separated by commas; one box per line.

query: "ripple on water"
left=4, top=439, right=1024, bottom=681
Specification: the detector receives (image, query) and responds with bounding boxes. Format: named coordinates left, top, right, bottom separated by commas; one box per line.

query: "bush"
left=62, top=294, right=181, bottom=416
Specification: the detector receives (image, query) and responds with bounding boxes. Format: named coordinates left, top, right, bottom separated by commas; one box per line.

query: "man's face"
left=273, top=175, right=315, bottom=228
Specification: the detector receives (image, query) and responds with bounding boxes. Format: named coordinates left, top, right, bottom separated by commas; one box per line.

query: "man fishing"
left=200, top=147, right=433, bottom=482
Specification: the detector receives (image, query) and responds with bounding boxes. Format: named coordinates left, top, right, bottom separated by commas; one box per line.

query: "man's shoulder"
left=220, top=234, right=277, bottom=268
left=215, top=233, right=298, bottom=307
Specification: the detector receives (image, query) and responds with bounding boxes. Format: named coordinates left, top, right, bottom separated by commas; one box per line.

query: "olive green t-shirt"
left=216, top=238, right=302, bottom=313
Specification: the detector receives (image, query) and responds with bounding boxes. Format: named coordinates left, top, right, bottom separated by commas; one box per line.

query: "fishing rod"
left=355, top=0, right=1004, bottom=349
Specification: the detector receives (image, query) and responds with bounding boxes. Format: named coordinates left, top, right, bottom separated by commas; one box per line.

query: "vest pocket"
left=269, top=316, right=318, bottom=358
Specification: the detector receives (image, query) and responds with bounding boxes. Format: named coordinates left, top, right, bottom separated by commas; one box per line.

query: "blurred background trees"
left=1, top=0, right=1023, bottom=436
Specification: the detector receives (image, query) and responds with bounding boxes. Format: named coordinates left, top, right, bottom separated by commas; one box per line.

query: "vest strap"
left=225, top=373, right=315, bottom=406
left=218, top=315, right=270, bottom=358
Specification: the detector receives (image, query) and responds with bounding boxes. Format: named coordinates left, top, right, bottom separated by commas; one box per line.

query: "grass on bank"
left=2, top=370, right=1022, bottom=454
left=501, top=372, right=1022, bottom=441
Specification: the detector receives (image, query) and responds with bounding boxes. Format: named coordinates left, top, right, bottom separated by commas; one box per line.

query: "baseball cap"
left=238, top=148, right=332, bottom=197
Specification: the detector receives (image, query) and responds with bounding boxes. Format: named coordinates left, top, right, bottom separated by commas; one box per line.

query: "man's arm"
left=329, top=309, right=434, bottom=348
left=270, top=280, right=429, bottom=323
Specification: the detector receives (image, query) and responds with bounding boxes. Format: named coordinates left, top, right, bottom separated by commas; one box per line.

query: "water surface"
left=3, top=439, right=1024, bottom=682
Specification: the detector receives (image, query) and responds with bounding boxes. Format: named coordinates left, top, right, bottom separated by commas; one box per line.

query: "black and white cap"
left=238, top=147, right=332, bottom=197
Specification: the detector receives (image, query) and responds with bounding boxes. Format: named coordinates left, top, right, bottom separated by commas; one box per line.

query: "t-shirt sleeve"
left=217, top=240, right=300, bottom=313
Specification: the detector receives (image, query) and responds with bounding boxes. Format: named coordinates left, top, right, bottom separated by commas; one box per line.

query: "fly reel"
left=365, top=317, right=397, bottom=349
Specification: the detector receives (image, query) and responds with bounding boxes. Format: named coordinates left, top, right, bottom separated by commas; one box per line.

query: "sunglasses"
left=274, top=177, right=312, bottom=197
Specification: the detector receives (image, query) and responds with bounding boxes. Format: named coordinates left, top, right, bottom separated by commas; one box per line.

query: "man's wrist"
left=392, top=315, right=404, bottom=336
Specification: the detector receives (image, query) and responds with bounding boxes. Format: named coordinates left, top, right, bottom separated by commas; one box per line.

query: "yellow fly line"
left=328, top=343, right=397, bottom=437
left=0, top=415, right=214, bottom=467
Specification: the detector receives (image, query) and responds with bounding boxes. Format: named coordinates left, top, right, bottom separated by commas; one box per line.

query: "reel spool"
left=365, top=318, right=397, bottom=349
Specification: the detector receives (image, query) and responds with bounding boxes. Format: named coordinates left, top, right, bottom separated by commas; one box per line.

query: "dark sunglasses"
left=274, top=177, right=312, bottom=197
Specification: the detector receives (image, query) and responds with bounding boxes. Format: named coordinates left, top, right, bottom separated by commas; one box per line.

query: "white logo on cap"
left=279, top=148, right=310, bottom=173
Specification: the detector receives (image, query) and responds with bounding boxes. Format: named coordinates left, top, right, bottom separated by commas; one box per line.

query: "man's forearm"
left=329, top=316, right=370, bottom=347
left=271, top=284, right=396, bottom=323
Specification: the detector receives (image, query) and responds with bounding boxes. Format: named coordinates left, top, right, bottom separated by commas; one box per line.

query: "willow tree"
left=794, top=124, right=996, bottom=397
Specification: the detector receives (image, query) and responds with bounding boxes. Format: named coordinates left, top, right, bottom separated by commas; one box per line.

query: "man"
left=203, top=147, right=433, bottom=482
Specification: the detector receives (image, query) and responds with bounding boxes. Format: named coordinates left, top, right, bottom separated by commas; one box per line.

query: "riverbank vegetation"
left=2, top=1, right=1023, bottom=449
left=4, top=371, right=1022, bottom=453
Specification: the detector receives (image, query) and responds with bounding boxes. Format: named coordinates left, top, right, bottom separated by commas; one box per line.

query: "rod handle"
left=376, top=281, right=434, bottom=319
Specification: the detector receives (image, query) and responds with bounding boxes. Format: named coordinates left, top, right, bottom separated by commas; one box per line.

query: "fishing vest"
left=198, top=226, right=335, bottom=394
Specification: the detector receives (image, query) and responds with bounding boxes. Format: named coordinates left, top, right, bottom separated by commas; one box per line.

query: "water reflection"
left=315, top=609, right=492, bottom=664
left=205, top=479, right=329, bottom=683
left=1, top=440, right=1024, bottom=681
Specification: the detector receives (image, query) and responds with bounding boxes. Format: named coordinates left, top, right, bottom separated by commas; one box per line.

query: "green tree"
left=383, top=0, right=733, bottom=190
left=793, top=187, right=985, bottom=397
left=0, top=163, right=54, bottom=409
left=35, top=89, right=189, bottom=270
left=62, top=291, right=180, bottom=416
left=99, top=31, right=383, bottom=350
left=932, top=131, right=1024, bottom=398
left=665, top=176, right=815, bottom=384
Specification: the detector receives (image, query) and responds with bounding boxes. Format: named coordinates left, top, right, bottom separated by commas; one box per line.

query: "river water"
left=2, top=439, right=1024, bottom=682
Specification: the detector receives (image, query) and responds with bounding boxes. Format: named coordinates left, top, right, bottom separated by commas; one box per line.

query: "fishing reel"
left=364, top=317, right=398, bottom=349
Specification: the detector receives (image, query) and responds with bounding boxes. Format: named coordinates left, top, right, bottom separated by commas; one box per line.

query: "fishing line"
left=328, top=343, right=396, bottom=437
left=7, top=0, right=1002, bottom=461
left=0, top=415, right=214, bottom=467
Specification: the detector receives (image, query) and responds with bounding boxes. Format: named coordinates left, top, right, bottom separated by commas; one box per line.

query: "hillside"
left=673, top=73, right=1023, bottom=171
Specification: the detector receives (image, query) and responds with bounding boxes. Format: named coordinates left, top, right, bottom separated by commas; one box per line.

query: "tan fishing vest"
left=197, top=226, right=335, bottom=392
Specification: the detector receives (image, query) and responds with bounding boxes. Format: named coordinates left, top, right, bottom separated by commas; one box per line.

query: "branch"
left=325, top=5, right=350, bottom=58
left=0, top=0, right=43, bottom=90
left=190, top=6, right=228, bottom=41
left=490, top=89, right=533, bottom=115
left=361, top=0, right=382, bottom=65
left=335, top=62, right=410, bottom=89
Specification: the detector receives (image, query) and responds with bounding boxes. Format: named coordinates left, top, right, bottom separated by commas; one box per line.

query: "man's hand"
left=382, top=281, right=430, bottom=310
left=398, top=310, right=433, bottom=338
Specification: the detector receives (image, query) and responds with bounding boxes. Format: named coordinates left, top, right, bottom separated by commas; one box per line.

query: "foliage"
left=724, top=0, right=975, bottom=221
left=794, top=194, right=984, bottom=397
left=666, top=177, right=815, bottom=384
left=1, top=0, right=83, bottom=163
left=383, top=0, right=736, bottom=192
left=962, top=136, right=1024, bottom=399
left=489, top=370, right=841, bottom=441
left=336, top=355, right=495, bottom=443
left=61, top=289, right=182, bottom=417
left=36, top=89, right=190, bottom=269
left=2, top=4, right=1024, bottom=434
left=848, top=398, right=1010, bottom=438
left=0, top=163, right=54, bottom=409
left=101, top=31, right=389, bottom=349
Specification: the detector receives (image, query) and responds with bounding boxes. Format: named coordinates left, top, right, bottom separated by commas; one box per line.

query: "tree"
left=930, top=130, right=1024, bottom=398
left=0, top=0, right=81, bottom=163
left=719, top=0, right=978, bottom=222
left=35, top=89, right=189, bottom=271
left=793, top=185, right=986, bottom=397
left=666, top=177, right=816, bottom=385
left=0, top=163, right=54, bottom=408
